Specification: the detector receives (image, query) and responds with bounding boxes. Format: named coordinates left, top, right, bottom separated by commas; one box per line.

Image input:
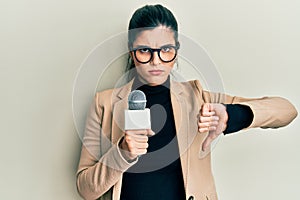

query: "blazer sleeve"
left=76, top=93, right=137, bottom=200
left=193, top=80, right=298, bottom=129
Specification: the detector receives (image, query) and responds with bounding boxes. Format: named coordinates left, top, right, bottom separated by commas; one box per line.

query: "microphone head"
left=128, top=90, right=147, bottom=110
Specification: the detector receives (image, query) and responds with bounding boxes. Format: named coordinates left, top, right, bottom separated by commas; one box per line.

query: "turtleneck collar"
left=132, top=76, right=171, bottom=94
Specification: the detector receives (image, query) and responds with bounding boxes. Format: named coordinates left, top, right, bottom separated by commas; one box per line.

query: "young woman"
left=76, top=4, right=297, bottom=200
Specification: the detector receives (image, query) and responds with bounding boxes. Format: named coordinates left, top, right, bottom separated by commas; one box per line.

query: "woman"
left=76, top=4, right=297, bottom=200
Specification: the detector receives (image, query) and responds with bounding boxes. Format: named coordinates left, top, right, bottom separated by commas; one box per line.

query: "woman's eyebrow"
left=133, top=45, right=150, bottom=49
left=160, top=43, right=176, bottom=47
left=133, top=43, right=176, bottom=49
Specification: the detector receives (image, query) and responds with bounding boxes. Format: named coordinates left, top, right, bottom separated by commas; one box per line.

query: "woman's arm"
left=193, top=80, right=298, bottom=129
left=202, top=91, right=298, bottom=129
left=193, top=80, right=297, bottom=151
left=76, top=93, right=137, bottom=200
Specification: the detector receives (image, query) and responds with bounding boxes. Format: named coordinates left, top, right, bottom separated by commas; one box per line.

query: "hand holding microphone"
left=120, top=129, right=154, bottom=161
left=119, top=90, right=154, bottom=161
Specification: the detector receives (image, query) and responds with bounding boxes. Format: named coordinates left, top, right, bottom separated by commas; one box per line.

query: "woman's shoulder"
left=172, top=79, right=204, bottom=92
left=94, top=81, right=132, bottom=106
left=95, top=88, right=115, bottom=97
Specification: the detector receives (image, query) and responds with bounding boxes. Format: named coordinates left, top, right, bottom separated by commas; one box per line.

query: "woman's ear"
left=128, top=43, right=133, bottom=58
left=129, top=51, right=134, bottom=60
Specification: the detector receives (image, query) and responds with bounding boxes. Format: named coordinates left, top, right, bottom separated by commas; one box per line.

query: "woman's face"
left=131, top=26, right=177, bottom=86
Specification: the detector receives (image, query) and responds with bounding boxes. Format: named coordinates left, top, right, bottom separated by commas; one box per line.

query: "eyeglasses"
left=131, top=45, right=179, bottom=64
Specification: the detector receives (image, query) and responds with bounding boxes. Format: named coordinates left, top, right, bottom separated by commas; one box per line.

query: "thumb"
left=202, top=134, right=212, bottom=151
left=147, top=129, right=155, bottom=136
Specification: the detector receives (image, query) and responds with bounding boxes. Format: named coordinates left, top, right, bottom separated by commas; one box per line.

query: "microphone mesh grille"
left=128, top=90, right=147, bottom=110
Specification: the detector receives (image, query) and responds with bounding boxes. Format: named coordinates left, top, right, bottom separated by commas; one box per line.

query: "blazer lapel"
left=111, top=79, right=134, bottom=144
left=170, top=80, right=189, bottom=191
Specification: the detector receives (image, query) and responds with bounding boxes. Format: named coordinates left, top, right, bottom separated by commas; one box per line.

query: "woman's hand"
left=119, top=129, right=155, bottom=161
left=198, top=103, right=228, bottom=151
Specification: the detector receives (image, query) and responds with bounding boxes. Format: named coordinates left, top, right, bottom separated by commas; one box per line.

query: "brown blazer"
left=76, top=79, right=297, bottom=200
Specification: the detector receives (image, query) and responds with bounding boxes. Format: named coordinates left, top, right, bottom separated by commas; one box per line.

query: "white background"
left=1, top=0, right=299, bottom=199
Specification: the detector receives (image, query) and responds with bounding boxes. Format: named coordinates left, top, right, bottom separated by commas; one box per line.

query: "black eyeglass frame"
left=131, top=45, right=179, bottom=64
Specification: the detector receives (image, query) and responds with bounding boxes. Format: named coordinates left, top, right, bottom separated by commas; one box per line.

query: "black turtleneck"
left=120, top=77, right=186, bottom=200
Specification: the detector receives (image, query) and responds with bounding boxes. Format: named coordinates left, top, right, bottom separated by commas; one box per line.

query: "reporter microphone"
left=124, top=90, right=151, bottom=130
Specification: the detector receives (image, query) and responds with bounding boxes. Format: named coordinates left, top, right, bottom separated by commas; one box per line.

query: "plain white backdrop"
left=1, top=0, right=299, bottom=199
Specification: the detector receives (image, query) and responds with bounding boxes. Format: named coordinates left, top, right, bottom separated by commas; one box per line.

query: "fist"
left=198, top=103, right=228, bottom=151
left=119, top=129, right=155, bottom=161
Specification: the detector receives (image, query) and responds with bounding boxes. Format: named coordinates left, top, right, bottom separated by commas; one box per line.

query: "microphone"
left=124, top=90, right=151, bottom=130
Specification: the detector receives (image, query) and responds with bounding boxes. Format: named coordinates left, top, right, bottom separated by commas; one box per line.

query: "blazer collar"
left=116, top=79, right=135, bottom=100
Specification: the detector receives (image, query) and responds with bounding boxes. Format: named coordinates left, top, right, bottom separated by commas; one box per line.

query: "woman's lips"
left=148, top=70, right=163, bottom=75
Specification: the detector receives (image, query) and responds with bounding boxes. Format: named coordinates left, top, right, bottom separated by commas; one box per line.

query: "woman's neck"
left=132, top=75, right=170, bottom=92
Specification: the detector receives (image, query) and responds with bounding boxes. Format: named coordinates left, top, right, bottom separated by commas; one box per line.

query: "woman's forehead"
left=133, top=26, right=176, bottom=47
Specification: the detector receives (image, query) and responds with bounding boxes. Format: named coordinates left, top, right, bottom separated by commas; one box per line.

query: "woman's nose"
left=151, top=51, right=161, bottom=65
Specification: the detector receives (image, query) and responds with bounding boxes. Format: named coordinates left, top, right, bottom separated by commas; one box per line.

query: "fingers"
left=125, top=133, right=148, bottom=143
left=199, top=125, right=217, bottom=133
left=199, top=103, right=228, bottom=133
left=125, top=135, right=149, bottom=155
left=200, top=103, right=217, bottom=133
left=121, top=129, right=154, bottom=159
left=199, top=103, right=227, bottom=151
left=126, top=129, right=155, bottom=136
left=198, top=115, right=219, bottom=133
left=199, top=115, right=219, bottom=123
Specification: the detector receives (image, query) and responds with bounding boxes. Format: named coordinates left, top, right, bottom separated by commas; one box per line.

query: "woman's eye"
left=139, top=48, right=150, bottom=53
left=161, top=47, right=170, bottom=52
